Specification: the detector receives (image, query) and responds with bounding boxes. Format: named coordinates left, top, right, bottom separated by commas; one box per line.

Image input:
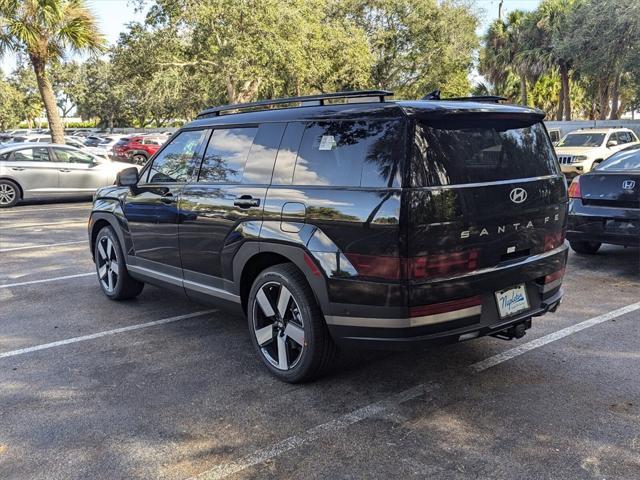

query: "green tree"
left=0, top=0, right=105, bottom=142
left=0, top=73, right=22, bottom=129
left=8, top=64, right=43, bottom=127
left=334, top=0, right=479, bottom=98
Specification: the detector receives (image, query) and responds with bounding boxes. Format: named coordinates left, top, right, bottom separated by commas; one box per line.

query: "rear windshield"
left=412, top=118, right=558, bottom=186
left=597, top=147, right=640, bottom=171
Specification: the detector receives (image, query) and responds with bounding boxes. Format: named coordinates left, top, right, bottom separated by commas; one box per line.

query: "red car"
left=112, top=135, right=167, bottom=165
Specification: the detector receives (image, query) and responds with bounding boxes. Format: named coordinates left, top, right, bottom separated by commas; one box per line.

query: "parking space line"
left=1, top=221, right=87, bottom=229
left=0, top=205, right=91, bottom=214
left=0, top=310, right=217, bottom=359
left=470, top=301, right=640, bottom=372
left=191, top=301, right=640, bottom=480
left=191, top=383, right=436, bottom=480
left=0, top=240, right=86, bottom=253
left=0, top=272, right=94, bottom=289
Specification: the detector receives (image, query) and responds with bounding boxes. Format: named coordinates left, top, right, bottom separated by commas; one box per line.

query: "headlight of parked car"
left=572, top=155, right=588, bottom=163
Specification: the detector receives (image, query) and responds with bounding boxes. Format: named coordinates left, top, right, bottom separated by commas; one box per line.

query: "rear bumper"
left=568, top=201, right=640, bottom=247
left=327, top=288, right=563, bottom=350
left=324, top=245, right=568, bottom=349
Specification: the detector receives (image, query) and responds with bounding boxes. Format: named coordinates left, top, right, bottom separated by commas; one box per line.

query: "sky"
left=1, top=0, right=541, bottom=76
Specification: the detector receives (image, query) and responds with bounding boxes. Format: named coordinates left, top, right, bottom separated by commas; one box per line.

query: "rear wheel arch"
left=236, top=244, right=329, bottom=316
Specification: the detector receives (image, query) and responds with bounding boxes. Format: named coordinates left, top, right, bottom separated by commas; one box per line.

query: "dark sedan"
left=567, top=145, right=640, bottom=254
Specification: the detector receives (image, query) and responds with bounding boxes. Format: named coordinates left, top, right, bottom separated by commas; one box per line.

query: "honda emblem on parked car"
left=622, top=180, right=636, bottom=190
left=509, top=187, right=528, bottom=204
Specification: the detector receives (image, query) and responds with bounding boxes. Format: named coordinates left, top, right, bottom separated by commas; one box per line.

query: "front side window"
left=12, top=147, right=50, bottom=162
left=53, top=148, right=95, bottom=164
left=198, top=127, right=258, bottom=183
left=146, top=130, right=208, bottom=183
left=558, top=133, right=605, bottom=148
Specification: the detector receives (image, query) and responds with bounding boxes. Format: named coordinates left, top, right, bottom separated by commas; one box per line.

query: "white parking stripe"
left=0, top=240, right=86, bottom=253
left=1, top=220, right=86, bottom=229
left=0, top=310, right=217, bottom=359
left=0, top=204, right=91, bottom=214
left=470, top=301, right=640, bottom=372
left=191, top=383, right=436, bottom=480
left=191, top=301, right=640, bottom=480
left=0, top=272, right=94, bottom=289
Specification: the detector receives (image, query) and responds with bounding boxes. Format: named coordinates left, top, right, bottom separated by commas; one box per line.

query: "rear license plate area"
left=495, top=284, right=530, bottom=319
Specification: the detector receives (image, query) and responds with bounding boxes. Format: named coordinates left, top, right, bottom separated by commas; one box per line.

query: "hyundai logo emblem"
left=622, top=180, right=636, bottom=190
left=509, top=187, right=527, bottom=204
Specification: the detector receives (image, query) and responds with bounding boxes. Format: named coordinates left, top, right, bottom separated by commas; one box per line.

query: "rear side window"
left=12, top=147, right=50, bottom=162
left=291, top=120, right=402, bottom=187
left=199, top=127, right=258, bottom=183
left=241, top=123, right=286, bottom=184
left=412, top=119, right=558, bottom=186
left=598, top=147, right=640, bottom=171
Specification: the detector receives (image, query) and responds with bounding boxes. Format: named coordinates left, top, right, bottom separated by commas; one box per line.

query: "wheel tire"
left=569, top=240, right=601, bottom=255
left=94, top=226, right=144, bottom=300
left=0, top=179, right=20, bottom=208
left=132, top=154, right=147, bottom=165
left=247, top=263, right=337, bottom=383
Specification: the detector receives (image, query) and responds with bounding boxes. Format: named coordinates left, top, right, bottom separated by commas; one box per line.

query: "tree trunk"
left=30, top=55, right=64, bottom=143
left=598, top=81, right=609, bottom=120
left=560, top=64, right=571, bottom=120
left=609, top=73, right=620, bottom=120
left=520, top=76, right=527, bottom=106
left=556, top=73, right=565, bottom=121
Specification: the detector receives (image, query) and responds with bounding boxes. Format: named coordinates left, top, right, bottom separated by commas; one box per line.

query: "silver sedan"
left=0, top=143, right=139, bottom=208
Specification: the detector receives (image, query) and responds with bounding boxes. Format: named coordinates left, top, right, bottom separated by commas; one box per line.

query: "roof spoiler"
left=422, top=89, right=507, bottom=103
left=197, top=90, right=394, bottom=118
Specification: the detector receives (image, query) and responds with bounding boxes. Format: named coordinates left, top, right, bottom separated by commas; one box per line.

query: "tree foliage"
left=480, top=0, right=640, bottom=119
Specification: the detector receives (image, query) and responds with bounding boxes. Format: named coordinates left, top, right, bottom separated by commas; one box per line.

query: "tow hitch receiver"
left=491, top=319, right=532, bottom=340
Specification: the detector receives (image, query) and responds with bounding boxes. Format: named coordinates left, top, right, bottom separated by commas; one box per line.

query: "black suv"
left=88, top=90, right=568, bottom=382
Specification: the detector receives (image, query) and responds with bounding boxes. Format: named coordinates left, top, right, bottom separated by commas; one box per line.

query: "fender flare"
left=232, top=242, right=331, bottom=315
left=89, top=206, right=133, bottom=260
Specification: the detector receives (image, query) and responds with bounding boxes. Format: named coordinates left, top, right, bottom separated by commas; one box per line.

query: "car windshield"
left=596, top=147, right=640, bottom=171
left=557, top=133, right=605, bottom=147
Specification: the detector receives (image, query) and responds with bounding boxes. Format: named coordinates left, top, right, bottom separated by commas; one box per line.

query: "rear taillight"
left=409, top=295, right=482, bottom=318
left=345, top=250, right=479, bottom=281
left=544, top=231, right=565, bottom=251
left=544, top=268, right=565, bottom=284
left=344, top=254, right=403, bottom=280
left=568, top=177, right=581, bottom=199
left=406, top=250, right=479, bottom=280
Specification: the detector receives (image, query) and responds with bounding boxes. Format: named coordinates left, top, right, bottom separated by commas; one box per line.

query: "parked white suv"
left=555, top=127, right=639, bottom=176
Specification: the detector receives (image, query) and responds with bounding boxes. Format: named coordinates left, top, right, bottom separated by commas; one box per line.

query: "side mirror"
left=607, top=140, right=618, bottom=148
left=116, top=166, right=139, bottom=187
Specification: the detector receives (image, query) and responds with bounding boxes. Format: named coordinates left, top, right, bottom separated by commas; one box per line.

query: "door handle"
left=58, top=168, right=71, bottom=173
left=159, top=193, right=176, bottom=204
left=11, top=167, right=25, bottom=171
left=233, top=195, right=260, bottom=208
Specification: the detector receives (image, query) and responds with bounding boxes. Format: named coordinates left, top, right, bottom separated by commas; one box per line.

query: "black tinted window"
left=199, top=127, right=258, bottom=183
left=293, top=120, right=402, bottom=187
left=241, top=123, right=285, bottom=184
left=147, top=130, right=207, bottom=183
left=413, top=119, right=558, bottom=186
left=598, top=147, right=640, bottom=171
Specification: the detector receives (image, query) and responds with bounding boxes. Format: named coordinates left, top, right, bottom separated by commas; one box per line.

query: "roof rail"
left=197, top=90, right=394, bottom=118
left=421, top=90, right=506, bottom=103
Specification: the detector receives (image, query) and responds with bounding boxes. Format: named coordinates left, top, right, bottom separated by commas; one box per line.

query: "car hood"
left=554, top=146, right=603, bottom=156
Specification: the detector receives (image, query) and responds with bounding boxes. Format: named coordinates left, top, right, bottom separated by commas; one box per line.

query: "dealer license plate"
left=495, top=284, right=529, bottom=319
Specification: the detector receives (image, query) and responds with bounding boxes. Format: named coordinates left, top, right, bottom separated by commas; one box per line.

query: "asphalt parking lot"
left=1, top=200, right=639, bottom=480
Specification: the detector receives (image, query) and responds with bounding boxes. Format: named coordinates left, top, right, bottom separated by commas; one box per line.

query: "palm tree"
left=0, top=0, right=104, bottom=143
left=480, top=11, right=533, bottom=106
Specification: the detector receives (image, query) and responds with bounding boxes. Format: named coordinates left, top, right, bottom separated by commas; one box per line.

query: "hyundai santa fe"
left=88, top=90, right=568, bottom=382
